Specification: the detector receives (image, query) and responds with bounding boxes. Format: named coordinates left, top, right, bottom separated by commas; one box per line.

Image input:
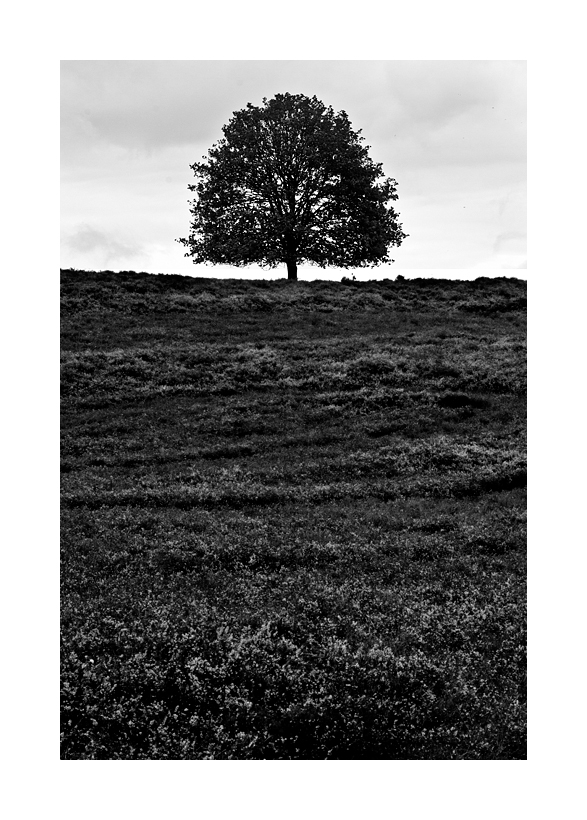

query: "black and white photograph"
left=60, top=59, right=527, bottom=762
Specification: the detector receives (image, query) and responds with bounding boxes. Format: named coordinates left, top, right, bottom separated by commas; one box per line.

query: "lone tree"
left=178, top=93, right=407, bottom=281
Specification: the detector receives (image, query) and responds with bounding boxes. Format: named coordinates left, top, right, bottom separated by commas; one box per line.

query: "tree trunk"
left=286, top=259, right=298, bottom=281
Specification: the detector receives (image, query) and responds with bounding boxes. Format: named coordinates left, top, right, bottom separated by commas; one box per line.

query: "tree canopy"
left=178, top=93, right=407, bottom=280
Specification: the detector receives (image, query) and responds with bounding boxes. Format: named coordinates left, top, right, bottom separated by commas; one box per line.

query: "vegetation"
left=178, top=93, right=407, bottom=280
left=61, top=269, right=526, bottom=759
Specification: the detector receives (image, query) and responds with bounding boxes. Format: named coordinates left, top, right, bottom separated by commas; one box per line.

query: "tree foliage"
left=178, top=93, right=407, bottom=280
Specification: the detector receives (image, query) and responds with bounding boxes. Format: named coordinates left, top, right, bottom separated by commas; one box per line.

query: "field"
left=60, top=270, right=526, bottom=759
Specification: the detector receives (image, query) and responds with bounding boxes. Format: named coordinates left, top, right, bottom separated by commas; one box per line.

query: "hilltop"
left=61, top=268, right=525, bottom=315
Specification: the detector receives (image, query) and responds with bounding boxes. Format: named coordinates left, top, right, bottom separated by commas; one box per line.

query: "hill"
left=61, top=270, right=526, bottom=759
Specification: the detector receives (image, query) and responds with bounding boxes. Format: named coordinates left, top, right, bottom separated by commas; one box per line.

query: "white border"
left=5, top=1, right=586, bottom=818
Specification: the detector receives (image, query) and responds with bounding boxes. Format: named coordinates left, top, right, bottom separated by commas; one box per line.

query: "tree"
left=178, top=93, right=407, bottom=281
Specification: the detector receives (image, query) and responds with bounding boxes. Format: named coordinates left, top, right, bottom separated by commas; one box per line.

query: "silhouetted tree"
left=178, top=93, right=407, bottom=281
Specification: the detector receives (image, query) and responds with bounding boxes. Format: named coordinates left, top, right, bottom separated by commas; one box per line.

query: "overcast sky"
left=61, top=60, right=526, bottom=279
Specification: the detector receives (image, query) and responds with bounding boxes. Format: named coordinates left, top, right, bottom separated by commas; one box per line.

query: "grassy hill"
left=61, top=270, right=526, bottom=759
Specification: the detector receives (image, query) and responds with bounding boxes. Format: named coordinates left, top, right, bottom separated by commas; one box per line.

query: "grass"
left=61, top=269, right=526, bottom=759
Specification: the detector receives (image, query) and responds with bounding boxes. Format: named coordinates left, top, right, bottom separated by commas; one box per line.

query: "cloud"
left=493, top=231, right=526, bottom=254
left=61, top=60, right=526, bottom=161
left=61, top=61, right=252, bottom=156
left=63, top=224, right=141, bottom=261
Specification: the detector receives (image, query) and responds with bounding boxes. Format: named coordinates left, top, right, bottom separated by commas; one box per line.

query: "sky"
left=61, top=60, right=526, bottom=279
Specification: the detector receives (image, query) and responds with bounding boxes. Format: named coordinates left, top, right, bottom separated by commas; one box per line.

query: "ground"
left=61, top=270, right=526, bottom=759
